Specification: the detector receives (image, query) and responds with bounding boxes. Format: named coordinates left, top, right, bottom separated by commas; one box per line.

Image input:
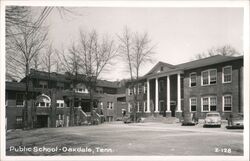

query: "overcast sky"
left=38, top=7, right=243, bottom=81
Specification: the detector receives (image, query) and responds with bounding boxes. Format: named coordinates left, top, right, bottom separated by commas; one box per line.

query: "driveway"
left=6, top=121, right=243, bottom=156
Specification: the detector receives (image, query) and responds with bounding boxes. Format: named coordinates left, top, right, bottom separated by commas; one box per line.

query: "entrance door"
left=170, top=105, right=176, bottom=117
left=159, top=101, right=165, bottom=116
left=36, top=115, right=48, bottom=128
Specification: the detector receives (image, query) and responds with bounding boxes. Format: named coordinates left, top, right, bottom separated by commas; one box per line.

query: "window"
left=138, top=85, right=142, bottom=94
left=56, top=82, right=64, bottom=90
left=39, top=81, right=48, bottom=89
left=210, top=97, right=217, bottom=111
left=209, top=69, right=217, bottom=84
left=107, top=102, right=113, bottom=109
left=201, top=69, right=217, bottom=85
left=128, top=103, right=132, bottom=113
left=202, top=96, right=217, bottom=112
left=160, top=66, right=164, bottom=71
left=16, top=93, right=24, bottom=106
left=57, top=114, right=63, bottom=120
left=128, top=88, right=133, bottom=96
left=202, top=97, right=209, bottom=112
left=223, top=66, right=232, bottom=83
left=190, top=98, right=197, bottom=112
left=40, top=102, right=45, bottom=107
left=190, top=73, right=197, bottom=87
left=56, top=100, right=64, bottom=108
left=223, top=95, right=232, bottom=112
left=100, top=102, right=103, bottom=109
left=202, top=71, right=209, bottom=85
left=137, top=102, right=143, bottom=112
left=16, top=116, right=23, bottom=127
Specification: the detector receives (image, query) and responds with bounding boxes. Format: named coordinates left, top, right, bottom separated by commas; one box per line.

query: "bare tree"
left=194, top=45, right=241, bottom=60
left=42, top=44, right=56, bottom=83
left=56, top=43, right=82, bottom=126
left=117, top=27, right=155, bottom=122
left=78, top=30, right=119, bottom=123
left=6, top=22, right=48, bottom=128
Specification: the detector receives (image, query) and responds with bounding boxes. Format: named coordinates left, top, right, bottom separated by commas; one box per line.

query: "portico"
left=146, top=72, right=183, bottom=118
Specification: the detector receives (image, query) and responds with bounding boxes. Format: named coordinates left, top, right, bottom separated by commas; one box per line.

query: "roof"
left=96, top=80, right=120, bottom=88
left=176, top=55, right=243, bottom=70
left=5, top=82, right=35, bottom=91
left=26, top=69, right=120, bottom=89
left=143, top=55, right=243, bottom=78
left=146, top=61, right=176, bottom=75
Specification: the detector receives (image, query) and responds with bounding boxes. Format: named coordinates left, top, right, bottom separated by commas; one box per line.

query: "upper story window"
left=107, top=102, right=113, bottom=109
left=74, top=83, right=89, bottom=93
left=56, top=82, right=64, bottom=90
left=223, top=66, right=232, bottom=83
left=16, top=93, right=24, bottom=106
left=190, top=97, right=197, bottom=112
left=201, top=96, right=217, bottom=112
left=201, top=69, right=217, bottom=86
left=138, top=85, right=142, bottom=94
left=209, top=69, right=217, bottom=84
left=160, top=66, right=164, bottom=71
left=35, top=94, right=51, bottom=107
left=190, top=73, right=197, bottom=87
left=223, top=95, right=232, bottom=112
left=39, top=81, right=48, bottom=89
left=56, top=100, right=64, bottom=108
left=128, top=87, right=133, bottom=96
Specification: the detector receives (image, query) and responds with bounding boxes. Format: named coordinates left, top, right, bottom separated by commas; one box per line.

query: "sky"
left=37, top=7, right=243, bottom=81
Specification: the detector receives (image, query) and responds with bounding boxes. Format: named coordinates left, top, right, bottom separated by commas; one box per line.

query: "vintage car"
left=203, top=112, right=221, bottom=127
left=181, top=113, right=196, bottom=126
left=123, top=116, right=132, bottom=124
left=226, top=113, right=244, bottom=129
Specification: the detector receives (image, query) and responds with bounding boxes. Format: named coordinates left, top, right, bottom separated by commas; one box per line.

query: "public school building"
left=5, top=69, right=127, bottom=129
left=125, top=55, right=244, bottom=119
left=5, top=55, right=244, bottom=129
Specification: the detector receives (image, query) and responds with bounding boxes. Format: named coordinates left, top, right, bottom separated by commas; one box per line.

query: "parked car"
left=203, top=112, right=221, bottom=128
left=123, top=116, right=132, bottom=124
left=182, top=113, right=196, bottom=126
left=226, top=113, right=244, bottom=129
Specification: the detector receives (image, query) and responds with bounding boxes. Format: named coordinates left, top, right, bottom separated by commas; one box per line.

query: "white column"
left=166, top=75, right=171, bottom=112
left=155, top=77, right=159, bottom=112
left=146, top=79, right=150, bottom=113
left=177, top=73, right=182, bottom=112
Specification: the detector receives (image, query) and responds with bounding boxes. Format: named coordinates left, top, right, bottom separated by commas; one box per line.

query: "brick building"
left=5, top=69, right=127, bottom=129
left=5, top=55, right=244, bottom=129
left=125, top=55, right=244, bottom=120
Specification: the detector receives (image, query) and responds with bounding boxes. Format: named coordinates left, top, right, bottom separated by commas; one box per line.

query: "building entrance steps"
left=143, top=115, right=180, bottom=124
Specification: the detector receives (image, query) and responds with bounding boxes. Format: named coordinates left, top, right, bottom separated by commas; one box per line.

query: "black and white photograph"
left=0, top=0, right=249, bottom=161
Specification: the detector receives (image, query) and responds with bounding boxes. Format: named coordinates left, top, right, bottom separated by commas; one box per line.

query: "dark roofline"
left=176, top=55, right=243, bottom=70
left=137, top=55, right=244, bottom=80
left=145, top=61, right=176, bottom=75
left=22, top=69, right=120, bottom=89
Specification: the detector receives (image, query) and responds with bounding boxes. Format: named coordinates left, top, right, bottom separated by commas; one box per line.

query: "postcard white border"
left=0, top=1, right=249, bottom=161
